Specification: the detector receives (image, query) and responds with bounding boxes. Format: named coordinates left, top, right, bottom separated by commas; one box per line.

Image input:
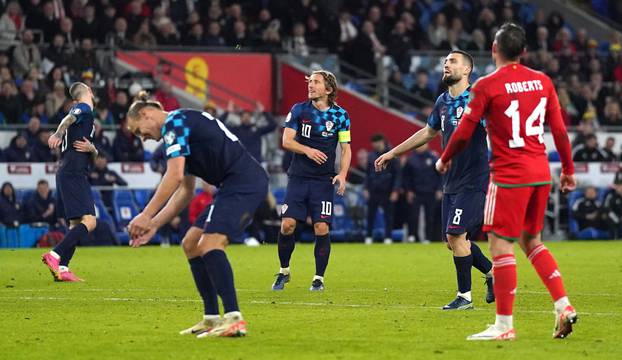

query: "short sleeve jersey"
left=427, top=87, right=489, bottom=194
left=462, top=64, right=559, bottom=186
left=283, top=101, right=351, bottom=180
left=161, top=109, right=259, bottom=185
left=58, top=102, right=95, bottom=174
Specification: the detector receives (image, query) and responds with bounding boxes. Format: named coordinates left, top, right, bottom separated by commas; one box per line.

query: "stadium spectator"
left=402, top=143, right=441, bottom=244
left=0, top=80, right=21, bottom=123
left=107, top=16, right=129, bottom=48
left=89, top=154, right=128, bottom=212
left=603, top=171, right=622, bottom=238
left=74, top=4, right=98, bottom=41
left=132, top=18, right=158, bottom=49
left=11, top=29, right=41, bottom=79
left=153, top=81, right=180, bottom=111
left=23, top=116, right=41, bottom=146
left=573, top=134, right=606, bottom=162
left=0, top=1, right=24, bottom=50
left=388, top=70, right=411, bottom=109
left=386, top=21, right=413, bottom=73
left=92, top=120, right=113, bottom=161
left=572, top=186, right=605, bottom=231
left=338, top=10, right=357, bottom=52
left=365, top=133, right=400, bottom=244
left=0, top=182, right=21, bottom=227
left=205, top=21, right=226, bottom=47
left=25, top=179, right=55, bottom=226
left=25, top=0, right=59, bottom=42
left=258, top=18, right=282, bottom=52
left=602, top=137, right=618, bottom=161
left=4, top=132, right=31, bottom=162
left=113, top=118, right=144, bottom=162
left=348, top=148, right=368, bottom=185
left=410, top=70, right=435, bottom=108
left=69, top=38, right=98, bottom=77
left=602, top=97, right=622, bottom=126
left=188, top=181, right=215, bottom=224
left=183, top=22, right=207, bottom=46
left=30, top=130, right=56, bottom=162
left=45, top=81, right=67, bottom=118
left=44, top=34, right=70, bottom=68
left=110, top=91, right=129, bottom=123
left=283, top=22, right=309, bottom=57
left=351, top=21, right=384, bottom=76
left=223, top=101, right=276, bottom=164
left=18, top=79, right=40, bottom=115
left=99, top=5, right=118, bottom=44
left=58, top=17, right=76, bottom=51
left=155, top=18, right=180, bottom=45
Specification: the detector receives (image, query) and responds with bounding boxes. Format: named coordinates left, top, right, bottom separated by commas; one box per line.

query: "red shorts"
left=482, top=183, right=551, bottom=241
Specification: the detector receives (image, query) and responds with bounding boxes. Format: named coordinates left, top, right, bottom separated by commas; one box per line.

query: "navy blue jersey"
left=428, top=87, right=489, bottom=194
left=162, top=109, right=262, bottom=186
left=284, top=101, right=351, bottom=181
left=59, top=102, right=95, bottom=174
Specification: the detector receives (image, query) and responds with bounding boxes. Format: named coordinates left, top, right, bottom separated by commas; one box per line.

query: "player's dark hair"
left=370, top=133, right=386, bottom=143
left=494, top=22, right=526, bottom=61
left=69, top=82, right=88, bottom=100
left=307, top=70, right=338, bottom=106
left=450, top=50, right=474, bottom=76
left=127, top=90, right=163, bottom=120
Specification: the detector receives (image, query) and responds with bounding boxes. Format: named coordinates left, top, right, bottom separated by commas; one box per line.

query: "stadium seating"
left=112, top=190, right=140, bottom=244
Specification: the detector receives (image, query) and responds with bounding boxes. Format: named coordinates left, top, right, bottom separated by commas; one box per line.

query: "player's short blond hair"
left=307, top=70, right=338, bottom=106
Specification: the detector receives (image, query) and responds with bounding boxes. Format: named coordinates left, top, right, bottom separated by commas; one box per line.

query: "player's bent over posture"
left=42, top=82, right=98, bottom=282
left=272, top=70, right=352, bottom=291
left=376, top=51, right=494, bottom=310
left=126, top=92, right=268, bottom=338
left=437, top=23, right=578, bottom=341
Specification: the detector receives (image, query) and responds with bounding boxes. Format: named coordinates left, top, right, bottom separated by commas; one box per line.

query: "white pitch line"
left=1, top=296, right=619, bottom=317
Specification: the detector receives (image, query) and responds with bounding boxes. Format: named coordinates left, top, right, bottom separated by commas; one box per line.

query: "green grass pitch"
left=1, top=241, right=620, bottom=359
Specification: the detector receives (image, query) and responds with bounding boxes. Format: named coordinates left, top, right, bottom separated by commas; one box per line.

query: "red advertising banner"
left=116, top=51, right=273, bottom=111
left=279, top=63, right=440, bottom=157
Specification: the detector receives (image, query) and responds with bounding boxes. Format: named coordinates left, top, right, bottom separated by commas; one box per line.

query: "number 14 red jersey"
left=461, top=63, right=573, bottom=186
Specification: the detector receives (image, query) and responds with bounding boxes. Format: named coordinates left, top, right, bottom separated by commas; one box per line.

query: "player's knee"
left=314, top=222, right=329, bottom=235
left=181, top=229, right=202, bottom=258
left=281, top=218, right=296, bottom=235
left=198, top=233, right=228, bottom=253
left=81, top=215, right=97, bottom=232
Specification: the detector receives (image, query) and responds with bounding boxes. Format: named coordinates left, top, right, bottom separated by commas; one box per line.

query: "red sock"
left=493, top=254, right=517, bottom=316
left=527, top=244, right=567, bottom=301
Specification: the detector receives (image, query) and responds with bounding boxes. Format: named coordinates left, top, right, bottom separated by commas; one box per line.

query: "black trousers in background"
left=366, top=192, right=394, bottom=239
left=408, top=191, right=436, bottom=242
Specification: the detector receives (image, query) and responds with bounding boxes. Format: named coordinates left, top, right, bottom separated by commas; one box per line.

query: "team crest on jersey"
left=456, top=106, right=463, bottom=119
left=164, top=130, right=176, bottom=145
left=71, top=108, right=81, bottom=115
left=281, top=204, right=288, bottom=215
left=325, top=120, right=334, bottom=131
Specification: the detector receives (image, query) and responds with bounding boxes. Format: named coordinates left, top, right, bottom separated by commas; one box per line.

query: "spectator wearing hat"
left=603, top=171, right=622, bottom=238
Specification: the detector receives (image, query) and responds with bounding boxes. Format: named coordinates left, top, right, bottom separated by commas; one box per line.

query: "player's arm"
left=129, top=156, right=185, bottom=238
left=546, top=82, right=576, bottom=192
left=73, top=137, right=99, bottom=161
left=333, top=142, right=351, bottom=195
left=282, top=127, right=327, bottom=165
left=48, top=113, right=77, bottom=149
left=374, top=125, right=438, bottom=172
left=131, top=175, right=196, bottom=247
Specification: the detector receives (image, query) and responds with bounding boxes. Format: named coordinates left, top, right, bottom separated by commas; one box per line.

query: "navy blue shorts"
left=194, top=167, right=269, bottom=241
left=56, top=172, right=95, bottom=220
left=282, top=176, right=334, bottom=224
left=441, top=191, right=485, bottom=241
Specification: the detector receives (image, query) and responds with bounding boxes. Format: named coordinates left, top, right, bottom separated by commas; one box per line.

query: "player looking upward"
left=436, top=23, right=578, bottom=341
left=42, top=82, right=98, bottom=282
left=375, top=50, right=494, bottom=309
left=126, top=92, right=269, bottom=338
left=272, top=70, right=352, bottom=291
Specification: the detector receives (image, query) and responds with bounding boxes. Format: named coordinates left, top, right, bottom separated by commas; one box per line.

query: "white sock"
left=50, top=251, right=60, bottom=259
left=280, top=267, right=290, bottom=275
left=458, top=291, right=472, bottom=302
left=313, top=275, right=324, bottom=282
left=59, top=266, right=69, bottom=272
left=224, top=311, right=242, bottom=320
left=495, top=315, right=513, bottom=330
left=203, top=314, right=220, bottom=321
left=554, top=296, right=571, bottom=314
left=485, top=270, right=493, bottom=278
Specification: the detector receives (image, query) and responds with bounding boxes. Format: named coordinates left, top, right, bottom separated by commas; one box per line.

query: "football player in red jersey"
left=436, top=23, right=578, bottom=341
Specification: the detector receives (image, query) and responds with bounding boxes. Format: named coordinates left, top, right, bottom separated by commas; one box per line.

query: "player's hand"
left=128, top=212, right=152, bottom=239
left=131, top=226, right=157, bottom=248
left=374, top=151, right=395, bottom=172
left=333, top=173, right=347, bottom=195
left=73, top=137, right=94, bottom=153
left=560, top=173, right=577, bottom=193
left=305, top=148, right=328, bottom=165
left=435, top=159, right=451, bottom=174
left=48, top=133, right=62, bottom=149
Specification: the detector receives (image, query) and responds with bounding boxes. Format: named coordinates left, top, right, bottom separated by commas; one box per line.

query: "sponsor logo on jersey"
left=164, top=130, right=176, bottom=145
left=281, top=204, right=288, bottom=215
left=322, top=131, right=334, bottom=137
left=325, top=120, right=334, bottom=131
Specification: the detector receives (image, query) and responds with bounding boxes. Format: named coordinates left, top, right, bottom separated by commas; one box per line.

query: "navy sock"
left=470, top=241, right=493, bottom=274
left=54, top=224, right=87, bottom=267
left=203, top=250, right=239, bottom=313
left=314, top=233, right=331, bottom=277
left=453, top=255, right=473, bottom=294
left=188, top=257, right=219, bottom=316
left=278, top=232, right=295, bottom=268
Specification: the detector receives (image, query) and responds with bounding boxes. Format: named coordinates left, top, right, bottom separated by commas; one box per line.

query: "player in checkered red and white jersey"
left=437, top=23, right=578, bottom=341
